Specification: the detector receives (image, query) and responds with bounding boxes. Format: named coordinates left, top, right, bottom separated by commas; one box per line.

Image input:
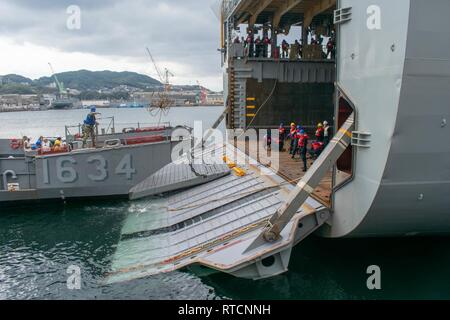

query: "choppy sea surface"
left=1, top=107, right=450, bottom=300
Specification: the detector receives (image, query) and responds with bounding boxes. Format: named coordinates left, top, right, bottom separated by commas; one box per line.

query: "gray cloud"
left=0, top=0, right=222, bottom=79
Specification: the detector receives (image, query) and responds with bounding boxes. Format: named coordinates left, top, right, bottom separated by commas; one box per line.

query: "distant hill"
left=35, top=70, right=161, bottom=91
left=0, top=70, right=222, bottom=97
left=0, top=74, right=33, bottom=85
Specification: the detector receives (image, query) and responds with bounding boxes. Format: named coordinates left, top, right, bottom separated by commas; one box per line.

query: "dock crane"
left=196, top=80, right=208, bottom=105
left=146, top=47, right=174, bottom=93
left=48, top=63, right=67, bottom=98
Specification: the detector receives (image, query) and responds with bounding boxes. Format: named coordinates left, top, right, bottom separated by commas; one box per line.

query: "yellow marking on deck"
left=247, top=114, right=256, bottom=117
left=223, top=156, right=237, bottom=168
left=247, top=105, right=256, bottom=109
left=246, top=97, right=256, bottom=101
left=232, top=167, right=246, bottom=177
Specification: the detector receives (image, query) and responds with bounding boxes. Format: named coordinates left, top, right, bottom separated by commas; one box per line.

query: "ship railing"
left=96, top=117, right=116, bottom=136
left=230, top=42, right=336, bottom=61
left=64, top=116, right=117, bottom=142
left=65, top=119, right=172, bottom=143
left=115, top=122, right=170, bottom=130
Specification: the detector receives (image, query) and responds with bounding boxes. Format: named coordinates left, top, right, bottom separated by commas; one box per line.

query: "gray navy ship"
left=0, top=119, right=190, bottom=206
left=104, top=0, right=450, bottom=284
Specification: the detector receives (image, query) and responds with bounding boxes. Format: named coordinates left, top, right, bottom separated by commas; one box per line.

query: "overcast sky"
left=0, top=0, right=224, bottom=91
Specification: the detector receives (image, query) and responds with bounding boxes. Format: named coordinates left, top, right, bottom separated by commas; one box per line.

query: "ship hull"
left=0, top=140, right=180, bottom=206
left=321, top=0, right=450, bottom=238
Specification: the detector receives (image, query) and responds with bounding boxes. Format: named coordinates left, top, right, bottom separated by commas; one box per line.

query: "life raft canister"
left=10, top=139, right=23, bottom=150
left=38, top=146, right=69, bottom=156
left=124, top=135, right=165, bottom=145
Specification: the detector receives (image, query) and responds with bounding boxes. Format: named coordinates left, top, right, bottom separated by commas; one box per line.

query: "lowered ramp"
left=129, top=163, right=231, bottom=200
left=105, top=112, right=355, bottom=283
left=105, top=143, right=330, bottom=284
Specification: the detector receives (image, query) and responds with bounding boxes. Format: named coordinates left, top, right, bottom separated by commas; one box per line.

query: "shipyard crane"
left=196, top=81, right=208, bottom=105
left=48, top=63, right=67, bottom=98
left=163, top=68, right=175, bottom=92
left=146, top=47, right=174, bottom=92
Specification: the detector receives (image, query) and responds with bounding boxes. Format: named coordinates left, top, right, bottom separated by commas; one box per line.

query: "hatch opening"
left=335, top=95, right=354, bottom=186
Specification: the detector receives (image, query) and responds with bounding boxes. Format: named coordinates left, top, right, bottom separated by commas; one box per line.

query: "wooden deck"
left=236, top=139, right=333, bottom=206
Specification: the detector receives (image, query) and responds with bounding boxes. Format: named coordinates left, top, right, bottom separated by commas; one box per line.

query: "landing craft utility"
left=0, top=116, right=190, bottom=205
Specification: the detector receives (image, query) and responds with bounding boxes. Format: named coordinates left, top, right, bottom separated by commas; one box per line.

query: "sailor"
left=326, top=39, right=334, bottom=59
left=82, top=107, right=100, bottom=148
left=291, top=125, right=302, bottom=159
left=315, top=123, right=325, bottom=143
left=246, top=33, right=254, bottom=57
left=288, top=123, right=297, bottom=154
left=318, top=35, right=324, bottom=46
left=323, top=121, right=332, bottom=146
left=281, top=40, right=289, bottom=58
left=294, top=40, right=301, bottom=59
left=278, top=123, right=286, bottom=152
left=42, top=138, right=52, bottom=152
left=265, top=129, right=272, bottom=151
left=255, top=36, right=262, bottom=58
left=299, top=39, right=303, bottom=58
left=35, top=136, right=44, bottom=149
left=298, top=129, right=309, bottom=172
left=23, top=136, right=32, bottom=152
left=263, top=35, right=271, bottom=58
left=53, top=137, right=63, bottom=151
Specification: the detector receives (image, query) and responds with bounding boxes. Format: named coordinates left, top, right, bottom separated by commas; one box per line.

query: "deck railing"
left=64, top=116, right=170, bottom=142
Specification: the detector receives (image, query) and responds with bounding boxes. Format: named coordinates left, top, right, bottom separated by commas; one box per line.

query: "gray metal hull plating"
left=0, top=140, right=179, bottom=205
left=324, top=0, right=450, bottom=237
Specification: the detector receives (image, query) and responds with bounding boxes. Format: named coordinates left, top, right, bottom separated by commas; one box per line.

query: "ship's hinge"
left=334, top=7, right=352, bottom=25
left=352, top=131, right=371, bottom=148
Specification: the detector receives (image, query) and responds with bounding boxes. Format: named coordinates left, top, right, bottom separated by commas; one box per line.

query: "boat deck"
left=238, top=139, right=333, bottom=206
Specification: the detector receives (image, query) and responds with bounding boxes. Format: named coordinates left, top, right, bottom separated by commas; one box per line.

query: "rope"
left=244, top=57, right=282, bottom=132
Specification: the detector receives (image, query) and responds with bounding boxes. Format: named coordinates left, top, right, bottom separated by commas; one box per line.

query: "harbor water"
left=1, top=107, right=450, bottom=300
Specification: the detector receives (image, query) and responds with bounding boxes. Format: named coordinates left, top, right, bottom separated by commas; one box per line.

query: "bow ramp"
left=106, top=116, right=354, bottom=283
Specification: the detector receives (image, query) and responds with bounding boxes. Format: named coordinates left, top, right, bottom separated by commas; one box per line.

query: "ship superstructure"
left=221, top=0, right=450, bottom=238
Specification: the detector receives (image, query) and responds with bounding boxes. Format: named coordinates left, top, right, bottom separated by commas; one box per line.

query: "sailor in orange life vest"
left=278, top=123, right=286, bottom=152
left=288, top=123, right=297, bottom=154
left=298, top=129, right=309, bottom=172
left=315, top=123, right=325, bottom=143
left=291, top=125, right=302, bottom=159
